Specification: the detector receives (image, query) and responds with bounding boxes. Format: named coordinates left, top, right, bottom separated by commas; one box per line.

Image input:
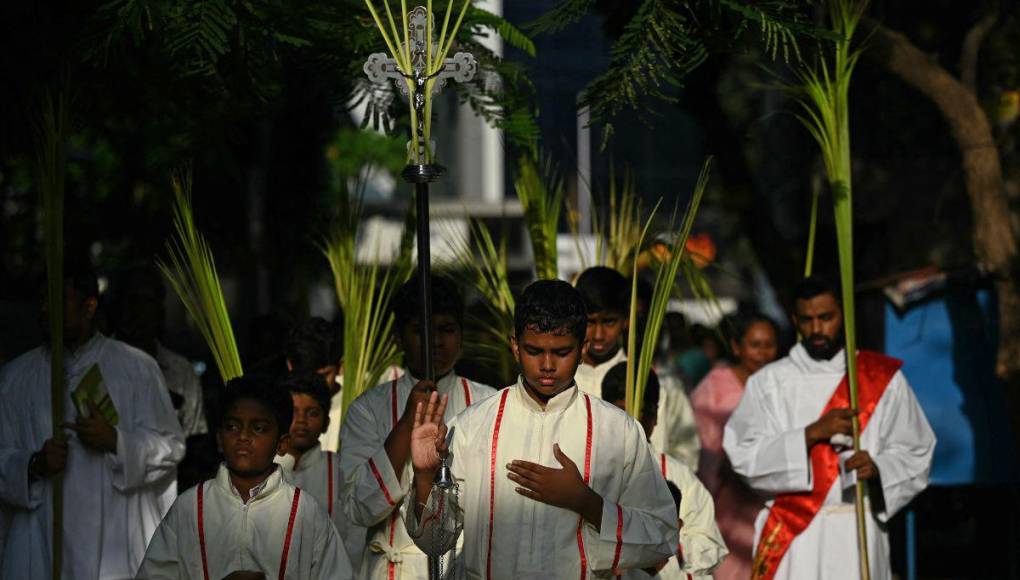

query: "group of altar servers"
left=0, top=262, right=935, bottom=579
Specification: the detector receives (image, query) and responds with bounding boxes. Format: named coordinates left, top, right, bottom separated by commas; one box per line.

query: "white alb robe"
left=722, top=344, right=936, bottom=580
left=0, top=334, right=185, bottom=579
left=575, top=350, right=700, bottom=469
left=155, top=342, right=207, bottom=438
left=137, top=464, right=351, bottom=579
left=339, top=370, right=495, bottom=579
left=633, top=452, right=727, bottom=580
left=277, top=443, right=365, bottom=571
left=407, top=379, right=680, bottom=579
left=323, top=367, right=404, bottom=453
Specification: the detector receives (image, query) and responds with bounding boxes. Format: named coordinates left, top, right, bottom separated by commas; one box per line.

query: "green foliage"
left=322, top=185, right=413, bottom=421
left=528, top=0, right=828, bottom=146
left=515, top=154, right=563, bottom=280
left=443, top=219, right=516, bottom=382
left=158, top=170, right=244, bottom=383
left=326, top=127, right=407, bottom=184
left=625, top=158, right=712, bottom=419
left=33, top=85, right=68, bottom=580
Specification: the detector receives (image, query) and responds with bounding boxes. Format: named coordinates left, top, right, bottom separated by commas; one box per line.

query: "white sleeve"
left=134, top=496, right=183, bottom=579
left=871, top=372, right=935, bottom=521
left=0, top=372, right=43, bottom=510
left=654, top=378, right=700, bottom=471
left=585, top=428, right=680, bottom=572
left=673, top=462, right=727, bottom=576
left=309, top=497, right=355, bottom=580
left=339, top=394, right=411, bottom=528
left=108, top=360, right=185, bottom=492
left=723, top=373, right=813, bottom=494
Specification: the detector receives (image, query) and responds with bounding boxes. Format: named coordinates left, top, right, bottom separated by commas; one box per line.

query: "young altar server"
left=276, top=374, right=364, bottom=569
left=723, top=276, right=935, bottom=580
left=339, top=275, right=496, bottom=579
left=573, top=266, right=700, bottom=469
left=136, top=375, right=352, bottom=580
left=406, top=280, right=679, bottom=579
left=601, top=363, right=727, bottom=580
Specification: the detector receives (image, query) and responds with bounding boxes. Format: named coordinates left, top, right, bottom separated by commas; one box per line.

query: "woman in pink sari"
left=691, top=313, right=779, bottom=580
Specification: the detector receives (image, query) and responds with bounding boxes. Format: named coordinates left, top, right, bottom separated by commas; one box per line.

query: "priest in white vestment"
left=573, top=267, right=700, bottom=469
left=723, top=277, right=935, bottom=580
left=406, top=281, right=679, bottom=579
left=340, top=276, right=495, bottom=579
left=0, top=270, right=184, bottom=579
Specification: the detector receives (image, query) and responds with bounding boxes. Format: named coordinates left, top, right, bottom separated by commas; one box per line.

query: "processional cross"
left=363, top=5, right=477, bottom=161
left=363, top=7, right=476, bottom=580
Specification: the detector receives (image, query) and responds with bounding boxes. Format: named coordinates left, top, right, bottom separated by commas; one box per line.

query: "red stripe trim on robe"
left=576, top=394, right=594, bottom=580
left=387, top=510, right=399, bottom=580
left=278, top=488, right=302, bottom=580
left=611, top=504, right=624, bottom=570
left=660, top=453, right=667, bottom=478
left=750, top=351, right=902, bottom=580
left=462, top=378, right=472, bottom=406
left=391, top=379, right=399, bottom=427
left=486, top=389, right=511, bottom=580
left=327, top=452, right=334, bottom=516
left=197, top=482, right=210, bottom=580
left=369, top=458, right=396, bottom=506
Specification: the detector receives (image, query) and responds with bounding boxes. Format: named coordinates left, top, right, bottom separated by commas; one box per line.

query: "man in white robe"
left=573, top=267, right=700, bottom=469
left=339, top=276, right=495, bottom=579
left=723, top=276, right=935, bottom=580
left=406, top=280, right=679, bottom=579
left=0, top=269, right=185, bottom=579
left=138, top=375, right=350, bottom=579
left=601, top=363, right=727, bottom=580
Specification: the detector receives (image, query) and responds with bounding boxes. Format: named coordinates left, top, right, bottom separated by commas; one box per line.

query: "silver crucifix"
left=363, top=5, right=477, bottom=161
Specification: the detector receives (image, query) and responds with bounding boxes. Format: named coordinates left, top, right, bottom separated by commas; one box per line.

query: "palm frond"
left=442, top=218, right=517, bottom=383
left=322, top=188, right=413, bottom=420
left=593, top=166, right=643, bottom=274
left=625, top=157, right=712, bottom=419
left=157, top=170, right=243, bottom=383
left=515, top=154, right=563, bottom=280
left=524, top=0, right=595, bottom=36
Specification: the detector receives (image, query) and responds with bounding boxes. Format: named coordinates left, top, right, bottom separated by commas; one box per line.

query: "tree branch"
left=960, top=8, right=998, bottom=93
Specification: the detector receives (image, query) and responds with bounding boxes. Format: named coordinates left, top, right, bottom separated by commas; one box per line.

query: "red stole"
left=750, top=351, right=902, bottom=580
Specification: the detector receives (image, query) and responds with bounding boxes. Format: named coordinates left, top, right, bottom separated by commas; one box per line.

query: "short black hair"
left=285, top=317, right=339, bottom=374
left=217, top=374, right=293, bottom=437
left=726, top=311, right=779, bottom=345
left=514, top=279, right=588, bottom=342
left=792, top=275, right=842, bottom=307
left=393, top=275, right=465, bottom=332
left=283, top=374, right=332, bottom=417
left=601, top=361, right=660, bottom=412
left=575, top=267, right=629, bottom=315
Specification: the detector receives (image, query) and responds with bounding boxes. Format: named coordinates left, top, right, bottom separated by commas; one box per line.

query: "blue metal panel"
left=883, top=288, right=1018, bottom=485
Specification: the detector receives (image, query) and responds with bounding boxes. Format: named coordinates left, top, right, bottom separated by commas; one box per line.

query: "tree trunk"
left=865, top=20, right=1020, bottom=442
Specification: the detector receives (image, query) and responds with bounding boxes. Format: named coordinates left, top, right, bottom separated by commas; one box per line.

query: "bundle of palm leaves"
left=323, top=189, right=414, bottom=420
left=444, top=218, right=516, bottom=384
left=515, top=154, right=563, bottom=280
left=158, top=171, right=243, bottom=384
left=362, top=0, right=475, bottom=164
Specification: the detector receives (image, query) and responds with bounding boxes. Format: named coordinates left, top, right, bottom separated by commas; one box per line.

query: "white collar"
left=215, top=463, right=285, bottom=504
left=513, top=376, right=580, bottom=414
left=789, top=342, right=847, bottom=374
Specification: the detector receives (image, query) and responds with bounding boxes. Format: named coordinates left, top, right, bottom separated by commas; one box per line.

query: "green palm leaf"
left=157, top=171, right=243, bottom=384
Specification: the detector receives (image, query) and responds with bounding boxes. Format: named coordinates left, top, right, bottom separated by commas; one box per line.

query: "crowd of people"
left=0, top=261, right=936, bottom=579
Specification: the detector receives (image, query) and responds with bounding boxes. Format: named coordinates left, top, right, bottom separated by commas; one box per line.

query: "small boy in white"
left=277, top=374, right=365, bottom=570
left=602, top=363, right=728, bottom=579
left=137, top=375, right=352, bottom=580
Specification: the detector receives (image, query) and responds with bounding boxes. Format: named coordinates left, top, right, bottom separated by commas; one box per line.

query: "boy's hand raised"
left=400, top=379, right=435, bottom=427
left=507, top=444, right=604, bottom=530
left=411, top=391, right=448, bottom=476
